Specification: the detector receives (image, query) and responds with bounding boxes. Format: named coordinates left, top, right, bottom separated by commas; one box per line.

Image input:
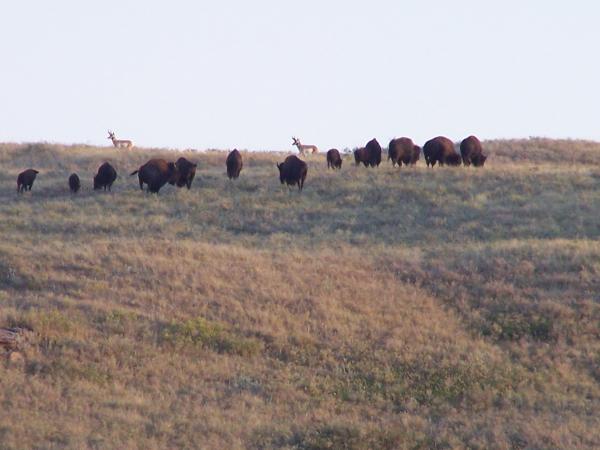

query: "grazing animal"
left=277, top=155, right=308, bottom=191
left=174, top=157, right=197, bottom=189
left=388, top=137, right=416, bottom=167
left=68, top=173, right=80, bottom=193
left=226, top=149, right=243, bottom=179
left=471, top=153, right=488, bottom=167
left=446, top=153, right=462, bottom=166
left=365, top=138, right=382, bottom=167
left=130, top=159, right=178, bottom=193
left=292, top=137, right=318, bottom=156
left=460, top=135, right=487, bottom=167
left=94, top=162, right=117, bottom=191
left=16, top=169, right=39, bottom=193
left=423, top=136, right=459, bottom=167
left=107, top=130, right=134, bottom=149
left=354, top=147, right=369, bottom=166
left=326, top=148, right=342, bottom=169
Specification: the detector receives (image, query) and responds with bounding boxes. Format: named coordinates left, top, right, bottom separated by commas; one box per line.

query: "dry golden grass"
left=0, top=139, right=599, bottom=449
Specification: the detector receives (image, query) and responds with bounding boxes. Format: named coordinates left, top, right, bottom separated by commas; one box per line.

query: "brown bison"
left=354, top=138, right=382, bottom=167
left=471, top=153, right=488, bottom=167
left=353, top=147, right=369, bottom=166
left=17, top=169, right=39, bottom=193
left=68, top=173, right=80, bottom=193
left=94, top=163, right=117, bottom=191
left=460, top=135, right=487, bottom=167
left=446, top=153, right=462, bottom=166
left=277, top=155, right=307, bottom=191
left=226, top=149, right=243, bottom=179
left=130, top=159, right=178, bottom=193
left=174, top=157, right=197, bottom=189
left=388, top=137, right=417, bottom=167
left=365, top=138, right=382, bottom=167
left=423, top=136, right=459, bottom=167
left=326, top=148, right=342, bottom=169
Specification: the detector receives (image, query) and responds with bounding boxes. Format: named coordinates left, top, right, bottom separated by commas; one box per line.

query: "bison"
left=277, top=155, right=307, bottom=191
left=471, top=153, right=488, bottom=167
left=446, top=153, right=462, bottom=166
left=226, top=149, right=243, bottom=179
left=130, top=159, right=178, bottom=194
left=68, top=173, right=80, bottom=193
left=17, top=169, right=39, bottom=193
left=354, top=147, right=369, bottom=166
left=94, top=162, right=117, bottom=191
left=423, top=136, right=459, bottom=167
left=365, top=138, right=382, bottom=167
left=388, top=137, right=417, bottom=167
left=326, top=148, right=342, bottom=170
left=174, top=157, right=197, bottom=189
left=354, top=139, right=382, bottom=167
left=460, top=135, right=487, bottom=167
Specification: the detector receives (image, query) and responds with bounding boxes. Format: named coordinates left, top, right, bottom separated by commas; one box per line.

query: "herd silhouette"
left=15, top=135, right=487, bottom=194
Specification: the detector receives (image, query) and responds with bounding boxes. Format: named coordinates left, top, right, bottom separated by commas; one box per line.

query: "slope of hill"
left=0, top=139, right=599, bottom=449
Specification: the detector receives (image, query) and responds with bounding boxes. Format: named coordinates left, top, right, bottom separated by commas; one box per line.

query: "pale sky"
left=1, top=1, right=599, bottom=150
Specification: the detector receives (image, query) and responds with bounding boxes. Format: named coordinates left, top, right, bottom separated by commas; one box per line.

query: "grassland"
left=0, top=138, right=599, bottom=449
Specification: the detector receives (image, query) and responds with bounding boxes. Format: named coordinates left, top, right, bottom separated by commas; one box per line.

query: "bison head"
left=166, top=162, right=179, bottom=185
left=446, top=154, right=462, bottom=166
left=472, top=154, right=487, bottom=167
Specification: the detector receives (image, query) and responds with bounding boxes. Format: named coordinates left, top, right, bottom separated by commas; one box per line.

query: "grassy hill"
left=0, top=139, right=599, bottom=449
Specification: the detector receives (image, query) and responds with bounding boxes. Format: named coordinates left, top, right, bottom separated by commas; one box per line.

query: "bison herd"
left=15, top=135, right=487, bottom=195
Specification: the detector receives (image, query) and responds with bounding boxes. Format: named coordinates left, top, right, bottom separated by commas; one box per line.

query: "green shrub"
left=159, top=316, right=262, bottom=357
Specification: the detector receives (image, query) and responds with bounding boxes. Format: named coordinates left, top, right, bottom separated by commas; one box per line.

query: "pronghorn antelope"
left=107, top=130, right=134, bottom=149
left=292, top=137, right=318, bottom=156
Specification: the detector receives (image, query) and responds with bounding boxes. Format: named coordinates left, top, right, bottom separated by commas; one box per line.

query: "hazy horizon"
left=2, top=1, right=599, bottom=151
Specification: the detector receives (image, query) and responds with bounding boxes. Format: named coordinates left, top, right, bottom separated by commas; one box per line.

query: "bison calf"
left=17, top=169, right=39, bottom=193
left=174, top=157, right=197, bottom=189
left=68, top=173, right=81, bottom=193
left=326, top=149, right=342, bottom=170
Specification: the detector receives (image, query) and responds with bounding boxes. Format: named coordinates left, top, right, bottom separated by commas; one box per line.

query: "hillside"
left=1, top=139, right=599, bottom=449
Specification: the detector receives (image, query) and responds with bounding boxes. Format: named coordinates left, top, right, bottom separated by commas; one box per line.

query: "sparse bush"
left=159, top=316, right=262, bottom=357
